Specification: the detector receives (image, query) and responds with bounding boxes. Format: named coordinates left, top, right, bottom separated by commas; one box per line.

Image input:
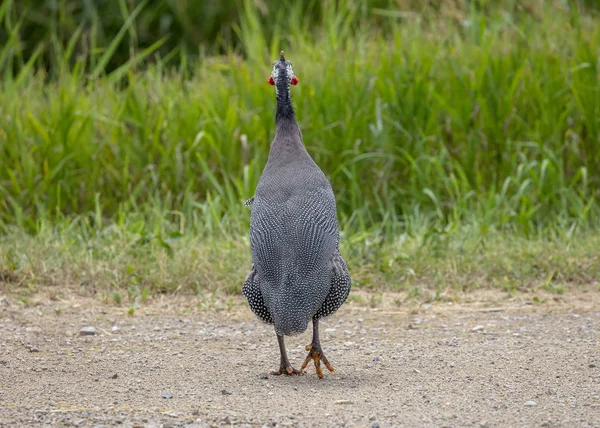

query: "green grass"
left=1, top=220, right=599, bottom=303
left=1, top=1, right=598, bottom=234
left=1, top=1, right=599, bottom=298
left=6, top=0, right=597, bottom=75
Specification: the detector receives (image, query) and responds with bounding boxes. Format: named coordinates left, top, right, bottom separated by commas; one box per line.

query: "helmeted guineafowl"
left=242, top=51, right=351, bottom=378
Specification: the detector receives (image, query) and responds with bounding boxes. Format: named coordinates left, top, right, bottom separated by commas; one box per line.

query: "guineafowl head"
left=268, top=51, right=299, bottom=89
left=269, top=51, right=298, bottom=123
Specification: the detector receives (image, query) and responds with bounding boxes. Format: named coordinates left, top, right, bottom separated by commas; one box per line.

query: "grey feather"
left=243, top=125, right=351, bottom=336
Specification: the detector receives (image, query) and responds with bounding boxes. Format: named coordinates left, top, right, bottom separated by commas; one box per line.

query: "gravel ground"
left=0, top=292, right=599, bottom=427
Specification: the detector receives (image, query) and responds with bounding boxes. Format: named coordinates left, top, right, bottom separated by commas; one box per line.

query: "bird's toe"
left=269, top=365, right=304, bottom=376
left=301, top=344, right=335, bottom=379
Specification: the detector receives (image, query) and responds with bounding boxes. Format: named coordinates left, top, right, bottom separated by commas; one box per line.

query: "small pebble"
left=29, top=347, right=39, bottom=353
left=372, top=423, right=381, bottom=428
left=161, top=392, right=173, bottom=399
left=111, top=326, right=120, bottom=332
left=259, top=372, right=269, bottom=379
left=109, top=373, right=118, bottom=379
left=589, top=363, right=597, bottom=368
left=79, top=326, right=96, bottom=336
left=525, top=400, right=537, bottom=407
left=221, top=389, right=233, bottom=395
left=74, top=418, right=87, bottom=426
left=471, top=325, right=484, bottom=332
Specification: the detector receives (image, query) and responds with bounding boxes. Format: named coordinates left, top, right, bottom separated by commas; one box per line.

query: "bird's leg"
left=269, top=335, right=303, bottom=376
left=301, top=319, right=335, bottom=379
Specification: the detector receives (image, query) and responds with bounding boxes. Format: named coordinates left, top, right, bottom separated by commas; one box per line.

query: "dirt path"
left=0, top=292, right=599, bottom=427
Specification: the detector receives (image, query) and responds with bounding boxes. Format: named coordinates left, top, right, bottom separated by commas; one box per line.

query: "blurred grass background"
left=1, top=0, right=599, bottom=301
left=7, top=0, right=596, bottom=75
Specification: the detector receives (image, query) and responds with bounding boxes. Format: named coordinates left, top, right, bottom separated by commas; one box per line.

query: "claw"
left=269, top=365, right=304, bottom=376
left=301, top=344, right=335, bottom=379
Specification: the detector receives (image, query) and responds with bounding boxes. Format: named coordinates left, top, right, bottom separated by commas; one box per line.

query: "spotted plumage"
left=241, top=52, right=351, bottom=378
left=242, top=264, right=272, bottom=323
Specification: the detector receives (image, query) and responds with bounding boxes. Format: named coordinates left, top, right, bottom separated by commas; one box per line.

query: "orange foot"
left=301, top=344, right=335, bottom=379
left=269, top=364, right=304, bottom=376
